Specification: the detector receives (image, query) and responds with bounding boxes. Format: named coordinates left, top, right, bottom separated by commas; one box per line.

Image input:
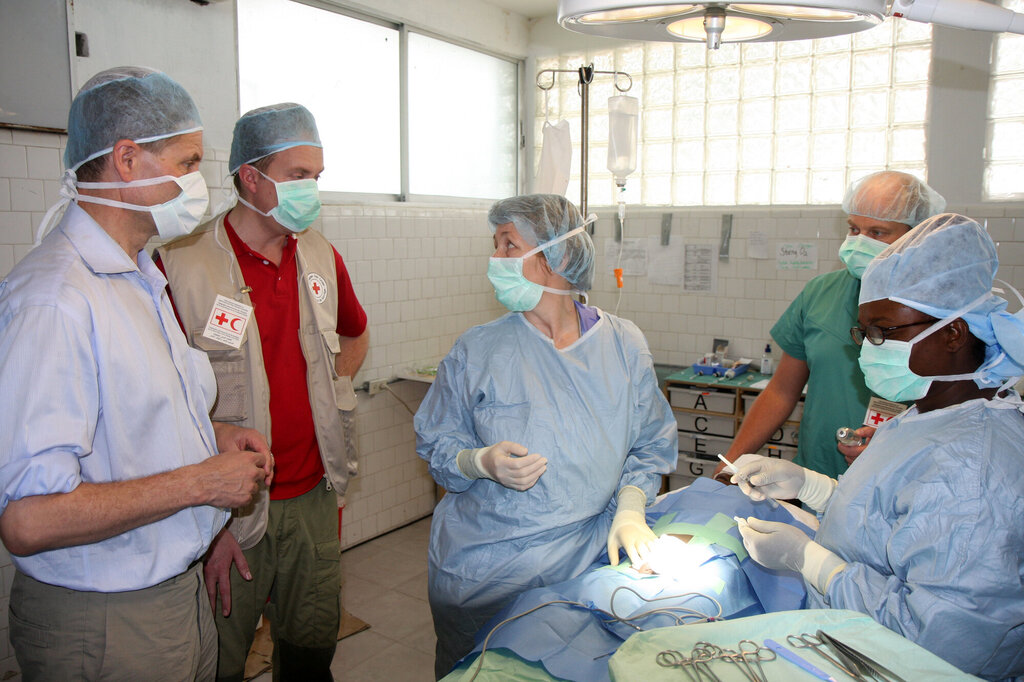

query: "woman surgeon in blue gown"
left=414, top=194, right=678, bottom=678
left=731, top=214, right=1024, bottom=680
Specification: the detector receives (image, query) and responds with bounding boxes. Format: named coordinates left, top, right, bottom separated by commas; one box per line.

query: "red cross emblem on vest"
left=307, top=273, right=328, bottom=304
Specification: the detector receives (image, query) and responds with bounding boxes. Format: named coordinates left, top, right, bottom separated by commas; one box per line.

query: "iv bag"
left=607, top=95, right=639, bottom=185
left=535, top=119, right=572, bottom=195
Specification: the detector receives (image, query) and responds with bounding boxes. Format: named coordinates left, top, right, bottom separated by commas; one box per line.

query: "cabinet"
left=664, top=368, right=803, bottom=490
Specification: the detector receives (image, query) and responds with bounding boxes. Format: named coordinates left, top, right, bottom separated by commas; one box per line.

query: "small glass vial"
left=836, top=427, right=867, bottom=446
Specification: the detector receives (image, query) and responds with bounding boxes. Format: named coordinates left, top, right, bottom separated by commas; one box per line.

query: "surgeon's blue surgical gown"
left=810, top=393, right=1024, bottom=680
left=415, top=311, right=678, bottom=677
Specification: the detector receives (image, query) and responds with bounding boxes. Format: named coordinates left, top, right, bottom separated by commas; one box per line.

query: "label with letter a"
left=202, top=294, right=253, bottom=349
left=863, top=396, right=907, bottom=427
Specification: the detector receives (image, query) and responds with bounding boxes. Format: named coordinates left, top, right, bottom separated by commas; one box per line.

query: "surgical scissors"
left=787, top=633, right=863, bottom=680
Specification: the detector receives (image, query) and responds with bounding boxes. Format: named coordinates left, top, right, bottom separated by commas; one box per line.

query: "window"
left=536, top=20, right=932, bottom=207
left=238, top=0, right=400, bottom=194
left=984, top=0, right=1024, bottom=200
left=408, top=33, right=518, bottom=200
left=237, top=0, right=519, bottom=199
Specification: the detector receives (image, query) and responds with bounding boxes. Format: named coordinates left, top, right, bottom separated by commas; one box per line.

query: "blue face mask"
left=839, top=234, right=889, bottom=279
left=858, top=291, right=1005, bottom=402
left=236, top=169, right=321, bottom=233
left=487, top=226, right=586, bottom=312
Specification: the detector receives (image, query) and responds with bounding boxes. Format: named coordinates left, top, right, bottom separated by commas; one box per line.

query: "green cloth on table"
left=609, top=609, right=977, bottom=681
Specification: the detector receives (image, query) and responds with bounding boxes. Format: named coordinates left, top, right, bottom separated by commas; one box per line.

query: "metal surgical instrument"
left=787, top=632, right=863, bottom=679
left=816, top=630, right=907, bottom=682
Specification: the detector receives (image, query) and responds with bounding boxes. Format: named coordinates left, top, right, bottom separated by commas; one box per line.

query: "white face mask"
left=74, top=171, right=210, bottom=240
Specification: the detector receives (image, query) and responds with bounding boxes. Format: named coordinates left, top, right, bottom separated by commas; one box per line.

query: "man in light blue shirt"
left=0, top=67, right=273, bottom=681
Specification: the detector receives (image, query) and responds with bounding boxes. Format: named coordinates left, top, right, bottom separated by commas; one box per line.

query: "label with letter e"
left=863, top=396, right=907, bottom=427
left=202, top=294, right=253, bottom=349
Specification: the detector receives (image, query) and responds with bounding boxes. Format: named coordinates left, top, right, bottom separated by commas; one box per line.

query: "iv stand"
left=536, top=65, right=632, bottom=228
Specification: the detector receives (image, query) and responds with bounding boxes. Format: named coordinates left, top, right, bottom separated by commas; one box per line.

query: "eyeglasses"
left=850, top=320, right=934, bottom=346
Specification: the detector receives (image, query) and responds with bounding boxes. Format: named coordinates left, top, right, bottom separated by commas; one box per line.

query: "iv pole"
left=536, top=64, right=632, bottom=229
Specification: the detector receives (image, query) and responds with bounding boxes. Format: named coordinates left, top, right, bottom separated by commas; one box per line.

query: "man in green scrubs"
left=716, top=171, right=944, bottom=478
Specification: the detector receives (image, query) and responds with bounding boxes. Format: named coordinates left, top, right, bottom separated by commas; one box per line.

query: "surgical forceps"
left=787, top=633, right=862, bottom=680
left=712, top=640, right=775, bottom=682
left=656, top=645, right=722, bottom=681
left=739, top=640, right=775, bottom=681
left=815, top=630, right=906, bottom=682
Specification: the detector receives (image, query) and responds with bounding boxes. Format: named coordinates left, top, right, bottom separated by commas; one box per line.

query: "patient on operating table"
left=444, top=478, right=813, bottom=682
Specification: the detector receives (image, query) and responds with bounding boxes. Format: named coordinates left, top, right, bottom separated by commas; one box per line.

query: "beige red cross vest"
left=157, top=213, right=358, bottom=549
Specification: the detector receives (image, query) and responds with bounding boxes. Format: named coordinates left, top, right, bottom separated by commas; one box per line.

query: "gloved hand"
left=607, top=486, right=657, bottom=567
left=731, top=455, right=836, bottom=512
left=456, top=441, right=547, bottom=491
left=736, top=517, right=846, bottom=594
left=731, top=456, right=805, bottom=500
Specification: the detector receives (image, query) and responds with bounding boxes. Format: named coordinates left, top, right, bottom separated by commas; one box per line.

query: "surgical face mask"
left=75, top=171, right=209, bottom=240
left=839, top=234, right=888, bottom=280
left=236, top=169, right=320, bottom=233
left=858, top=291, right=1004, bottom=402
left=488, top=225, right=587, bottom=312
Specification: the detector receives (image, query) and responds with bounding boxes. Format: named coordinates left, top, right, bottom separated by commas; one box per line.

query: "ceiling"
left=486, top=0, right=559, bottom=19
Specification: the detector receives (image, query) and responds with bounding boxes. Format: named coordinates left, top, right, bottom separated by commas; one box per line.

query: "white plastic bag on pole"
left=535, top=119, right=572, bottom=195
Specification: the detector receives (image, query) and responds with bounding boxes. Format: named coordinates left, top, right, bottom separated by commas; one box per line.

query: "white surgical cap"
left=229, top=103, right=322, bottom=174
left=488, top=194, right=596, bottom=291
left=861, top=213, right=1024, bottom=385
left=64, top=66, right=202, bottom=172
left=842, top=171, right=946, bottom=227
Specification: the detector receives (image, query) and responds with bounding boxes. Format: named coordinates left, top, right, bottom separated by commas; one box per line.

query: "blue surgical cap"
left=861, top=213, right=1024, bottom=385
left=64, top=67, right=203, bottom=172
left=488, top=194, right=596, bottom=292
left=842, top=171, right=946, bottom=227
left=229, top=103, right=322, bottom=174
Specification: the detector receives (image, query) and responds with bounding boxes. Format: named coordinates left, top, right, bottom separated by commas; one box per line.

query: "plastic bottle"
left=607, top=95, right=639, bottom=186
left=760, top=344, right=774, bottom=375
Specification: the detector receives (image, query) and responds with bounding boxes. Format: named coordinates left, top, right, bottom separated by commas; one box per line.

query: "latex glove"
left=456, top=441, right=547, bottom=491
left=607, top=486, right=657, bottom=567
left=731, top=455, right=836, bottom=512
left=731, top=455, right=804, bottom=500
left=736, top=517, right=846, bottom=594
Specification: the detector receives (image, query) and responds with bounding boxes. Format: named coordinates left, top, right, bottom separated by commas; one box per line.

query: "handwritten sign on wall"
left=776, top=242, right=818, bottom=270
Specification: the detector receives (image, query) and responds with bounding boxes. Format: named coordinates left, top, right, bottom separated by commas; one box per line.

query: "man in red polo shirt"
left=156, top=103, right=368, bottom=681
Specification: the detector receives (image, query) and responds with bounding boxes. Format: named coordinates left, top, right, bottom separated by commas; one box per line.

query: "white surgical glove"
left=731, top=455, right=837, bottom=512
left=456, top=441, right=547, bottom=491
left=736, top=517, right=846, bottom=595
left=607, top=486, right=657, bottom=567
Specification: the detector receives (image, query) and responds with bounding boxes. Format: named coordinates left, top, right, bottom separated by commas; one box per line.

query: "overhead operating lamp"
left=559, top=0, right=1024, bottom=49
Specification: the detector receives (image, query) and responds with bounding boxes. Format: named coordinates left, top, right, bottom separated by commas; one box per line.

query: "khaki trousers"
left=10, top=563, right=217, bottom=682
left=214, top=479, right=341, bottom=682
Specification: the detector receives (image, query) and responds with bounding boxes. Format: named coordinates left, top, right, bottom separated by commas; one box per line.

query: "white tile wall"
left=2, top=128, right=1024, bottom=677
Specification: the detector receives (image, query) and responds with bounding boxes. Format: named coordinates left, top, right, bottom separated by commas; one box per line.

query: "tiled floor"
left=253, top=514, right=436, bottom=682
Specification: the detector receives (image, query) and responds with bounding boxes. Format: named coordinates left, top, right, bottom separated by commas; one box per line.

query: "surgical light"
left=558, top=0, right=1024, bottom=50
left=668, top=10, right=775, bottom=48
